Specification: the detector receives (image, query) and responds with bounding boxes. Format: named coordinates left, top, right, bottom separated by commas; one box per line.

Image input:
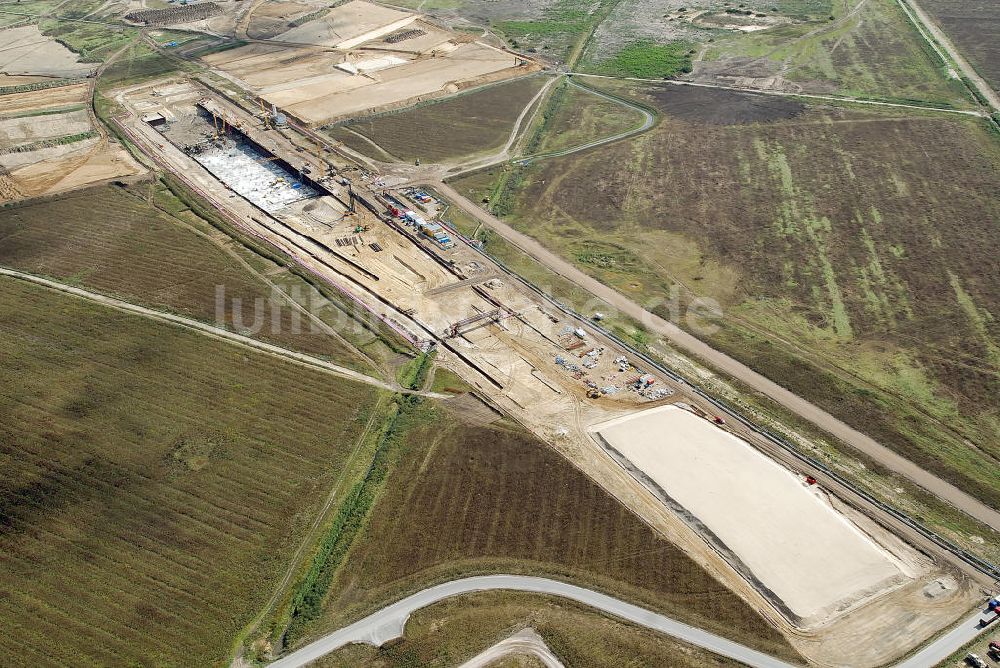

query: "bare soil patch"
left=0, top=25, right=96, bottom=78
left=593, top=405, right=916, bottom=627
left=0, top=82, right=89, bottom=115
left=649, top=84, right=804, bottom=124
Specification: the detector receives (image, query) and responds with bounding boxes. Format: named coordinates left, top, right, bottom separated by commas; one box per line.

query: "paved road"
left=895, top=609, right=991, bottom=668
left=431, top=182, right=1000, bottom=534
left=0, top=267, right=447, bottom=399
left=267, top=575, right=801, bottom=668
left=457, top=628, right=564, bottom=668
left=568, top=72, right=989, bottom=118
left=269, top=575, right=993, bottom=668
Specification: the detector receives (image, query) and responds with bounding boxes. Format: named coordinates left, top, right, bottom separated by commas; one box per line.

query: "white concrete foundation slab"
left=592, top=405, right=911, bottom=627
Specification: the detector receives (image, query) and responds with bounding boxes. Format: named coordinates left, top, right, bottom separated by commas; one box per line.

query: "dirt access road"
left=432, top=182, right=1000, bottom=533
left=569, top=72, right=989, bottom=118
left=457, top=628, right=564, bottom=668
left=898, top=0, right=1000, bottom=113
left=0, top=266, right=446, bottom=399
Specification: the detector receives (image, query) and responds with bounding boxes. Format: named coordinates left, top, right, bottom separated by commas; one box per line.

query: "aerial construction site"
left=3, top=0, right=999, bottom=666
left=104, top=4, right=992, bottom=660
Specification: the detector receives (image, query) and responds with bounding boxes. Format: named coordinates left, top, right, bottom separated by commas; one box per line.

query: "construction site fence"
left=440, top=217, right=1000, bottom=584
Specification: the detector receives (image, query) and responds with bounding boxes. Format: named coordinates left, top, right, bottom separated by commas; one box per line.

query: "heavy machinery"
left=445, top=309, right=513, bottom=338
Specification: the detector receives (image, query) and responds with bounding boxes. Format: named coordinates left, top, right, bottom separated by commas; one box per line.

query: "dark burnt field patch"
left=649, top=85, right=804, bottom=125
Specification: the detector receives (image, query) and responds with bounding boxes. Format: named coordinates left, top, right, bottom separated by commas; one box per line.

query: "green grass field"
left=597, top=40, right=695, bottom=78
left=98, top=40, right=181, bottom=89
left=313, top=591, right=741, bottom=667
left=0, top=278, right=380, bottom=667
left=296, top=400, right=800, bottom=662
left=449, top=82, right=1000, bottom=517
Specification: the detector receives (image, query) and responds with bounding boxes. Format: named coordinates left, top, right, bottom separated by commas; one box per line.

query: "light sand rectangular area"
left=0, top=25, right=96, bottom=78
left=593, top=405, right=909, bottom=626
left=275, top=0, right=418, bottom=49
left=205, top=40, right=521, bottom=125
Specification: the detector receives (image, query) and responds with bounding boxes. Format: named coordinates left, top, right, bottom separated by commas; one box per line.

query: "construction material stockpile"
left=384, top=28, right=425, bottom=44
left=125, top=2, right=221, bottom=26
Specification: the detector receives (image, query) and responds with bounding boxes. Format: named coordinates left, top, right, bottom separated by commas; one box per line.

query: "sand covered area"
left=275, top=0, right=418, bottom=49
left=0, top=26, right=96, bottom=78
left=206, top=40, right=522, bottom=125
left=592, top=405, right=914, bottom=627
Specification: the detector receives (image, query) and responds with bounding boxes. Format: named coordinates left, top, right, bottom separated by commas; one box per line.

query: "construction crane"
left=445, top=308, right=515, bottom=338
left=258, top=98, right=271, bottom=130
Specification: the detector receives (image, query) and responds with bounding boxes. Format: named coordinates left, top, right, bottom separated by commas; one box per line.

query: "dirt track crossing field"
left=0, top=277, right=380, bottom=668
left=0, top=184, right=377, bottom=367
left=333, top=76, right=549, bottom=163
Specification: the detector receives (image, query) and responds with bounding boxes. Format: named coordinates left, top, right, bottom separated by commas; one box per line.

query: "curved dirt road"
left=896, top=0, right=1000, bottom=113
left=431, top=182, right=1000, bottom=533
left=515, top=77, right=656, bottom=164
left=0, top=267, right=445, bottom=399
left=267, top=575, right=800, bottom=668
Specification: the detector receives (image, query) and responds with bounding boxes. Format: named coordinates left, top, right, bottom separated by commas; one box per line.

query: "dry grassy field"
left=450, top=82, right=1000, bottom=515
left=315, top=591, right=740, bottom=667
left=581, top=0, right=971, bottom=107
left=921, top=0, right=1000, bottom=93
left=313, top=400, right=800, bottom=662
left=532, top=80, right=647, bottom=154
left=330, top=76, right=548, bottom=163
left=0, top=278, right=379, bottom=667
left=696, top=0, right=970, bottom=106
left=0, top=182, right=381, bottom=369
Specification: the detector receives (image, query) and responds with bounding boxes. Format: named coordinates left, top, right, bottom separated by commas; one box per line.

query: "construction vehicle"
left=988, top=642, right=1000, bottom=662
left=965, top=654, right=987, bottom=668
